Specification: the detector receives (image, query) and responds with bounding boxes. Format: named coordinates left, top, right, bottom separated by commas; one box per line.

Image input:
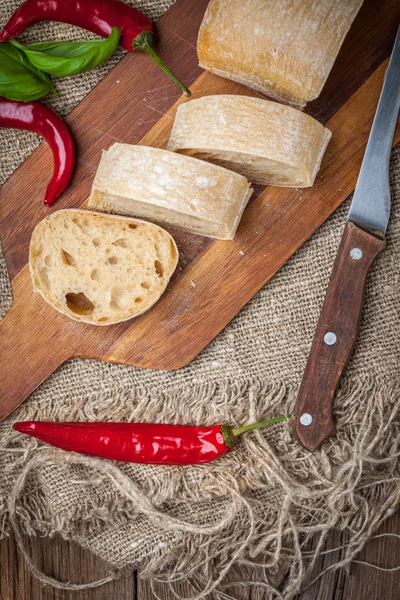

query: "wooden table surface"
left=1, top=510, right=399, bottom=599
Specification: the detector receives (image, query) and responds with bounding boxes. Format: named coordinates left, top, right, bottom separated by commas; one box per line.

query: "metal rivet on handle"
left=350, top=247, right=363, bottom=260
left=300, top=413, right=313, bottom=426
left=324, top=332, right=337, bottom=345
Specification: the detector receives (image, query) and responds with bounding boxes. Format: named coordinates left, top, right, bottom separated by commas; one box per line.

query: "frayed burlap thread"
left=1, top=370, right=400, bottom=598
left=1, top=1, right=400, bottom=597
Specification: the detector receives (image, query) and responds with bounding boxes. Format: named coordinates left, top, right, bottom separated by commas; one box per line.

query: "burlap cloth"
left=1, top=1, right=399, bottom=598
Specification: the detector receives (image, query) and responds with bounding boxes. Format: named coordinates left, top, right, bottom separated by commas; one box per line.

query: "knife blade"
left=348, top=26, right=400, bottom=234
left=295, top=26, right=400, bottom=452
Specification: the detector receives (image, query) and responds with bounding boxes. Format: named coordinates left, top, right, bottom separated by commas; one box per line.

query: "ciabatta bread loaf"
left=88, top=144, right=252, bottom=240
left=197, top=0, right=363, bottom=108
left=29, top=209, right=178, bottom=325
left=168, top=95, right=331, bottom=187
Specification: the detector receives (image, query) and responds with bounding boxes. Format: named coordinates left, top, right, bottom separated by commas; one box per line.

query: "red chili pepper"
left=0, top=0, right=191, bottom=97
left=13, top=416, right=291, bottom=465
left=0, top=97, right=75, bottom=206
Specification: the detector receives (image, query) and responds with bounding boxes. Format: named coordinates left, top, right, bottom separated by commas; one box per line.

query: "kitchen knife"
left=295, top=26, right=400, bottom=452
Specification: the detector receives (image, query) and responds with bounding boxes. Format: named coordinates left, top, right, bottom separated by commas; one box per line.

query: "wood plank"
left=137, top=576, right=196, bottom=600
left=292, top=530, right=349, bottom=600
left=1, top=510, right=399, bottom=598
left=1, top=0, right=399, bottom=422
left=0, top=534, right=136, bottom=599
left=345, top=509, right=400, bottom=600
left=293, top=510, right=400, bottom=600
left=138, top=561, right=285, bottom=599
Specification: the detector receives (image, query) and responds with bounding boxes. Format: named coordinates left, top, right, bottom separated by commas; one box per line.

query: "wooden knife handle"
left=295, top=221, right=386, bottom=451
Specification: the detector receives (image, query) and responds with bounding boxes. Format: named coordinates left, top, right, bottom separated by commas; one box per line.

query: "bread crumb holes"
left=32, top=245, right=43, bottom=259
left=66, top=292, right=94, bottom=315
left=72, top=218, right=82, bottom=228
left=112, top=238, right=129, bottom=248
left=61, top=249, right=77, bottom=267
left=154, top=260, right=163, bottom=277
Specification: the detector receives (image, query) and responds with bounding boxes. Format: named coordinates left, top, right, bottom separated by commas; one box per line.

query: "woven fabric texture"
left=0, top=2, right=399, bottom=598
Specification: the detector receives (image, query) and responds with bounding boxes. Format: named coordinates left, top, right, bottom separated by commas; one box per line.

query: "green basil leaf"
left=0, top=43, right=55, bottom=101
left=10, top=27, right=120, bottom=78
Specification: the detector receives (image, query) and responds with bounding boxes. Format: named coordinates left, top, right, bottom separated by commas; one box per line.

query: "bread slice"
left=167, top=95, right=331, bottom=187
left=197, top=0, right=363, bottom=108
left=88, top=143, right=252, bottom=240
left=29, top=209, right=178, bottom=325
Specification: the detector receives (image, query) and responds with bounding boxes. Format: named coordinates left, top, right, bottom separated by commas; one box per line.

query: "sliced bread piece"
left=167, top=95, right=332, bottom=187
left=29, top=209, right=178, bottom=325
left=197, top=0, right=363, bottom=108
left=88, top=143, right=252, bottom=240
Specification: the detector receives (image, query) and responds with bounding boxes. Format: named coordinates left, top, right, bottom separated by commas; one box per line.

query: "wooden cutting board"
left=1, top=0, right=399, bottom=421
